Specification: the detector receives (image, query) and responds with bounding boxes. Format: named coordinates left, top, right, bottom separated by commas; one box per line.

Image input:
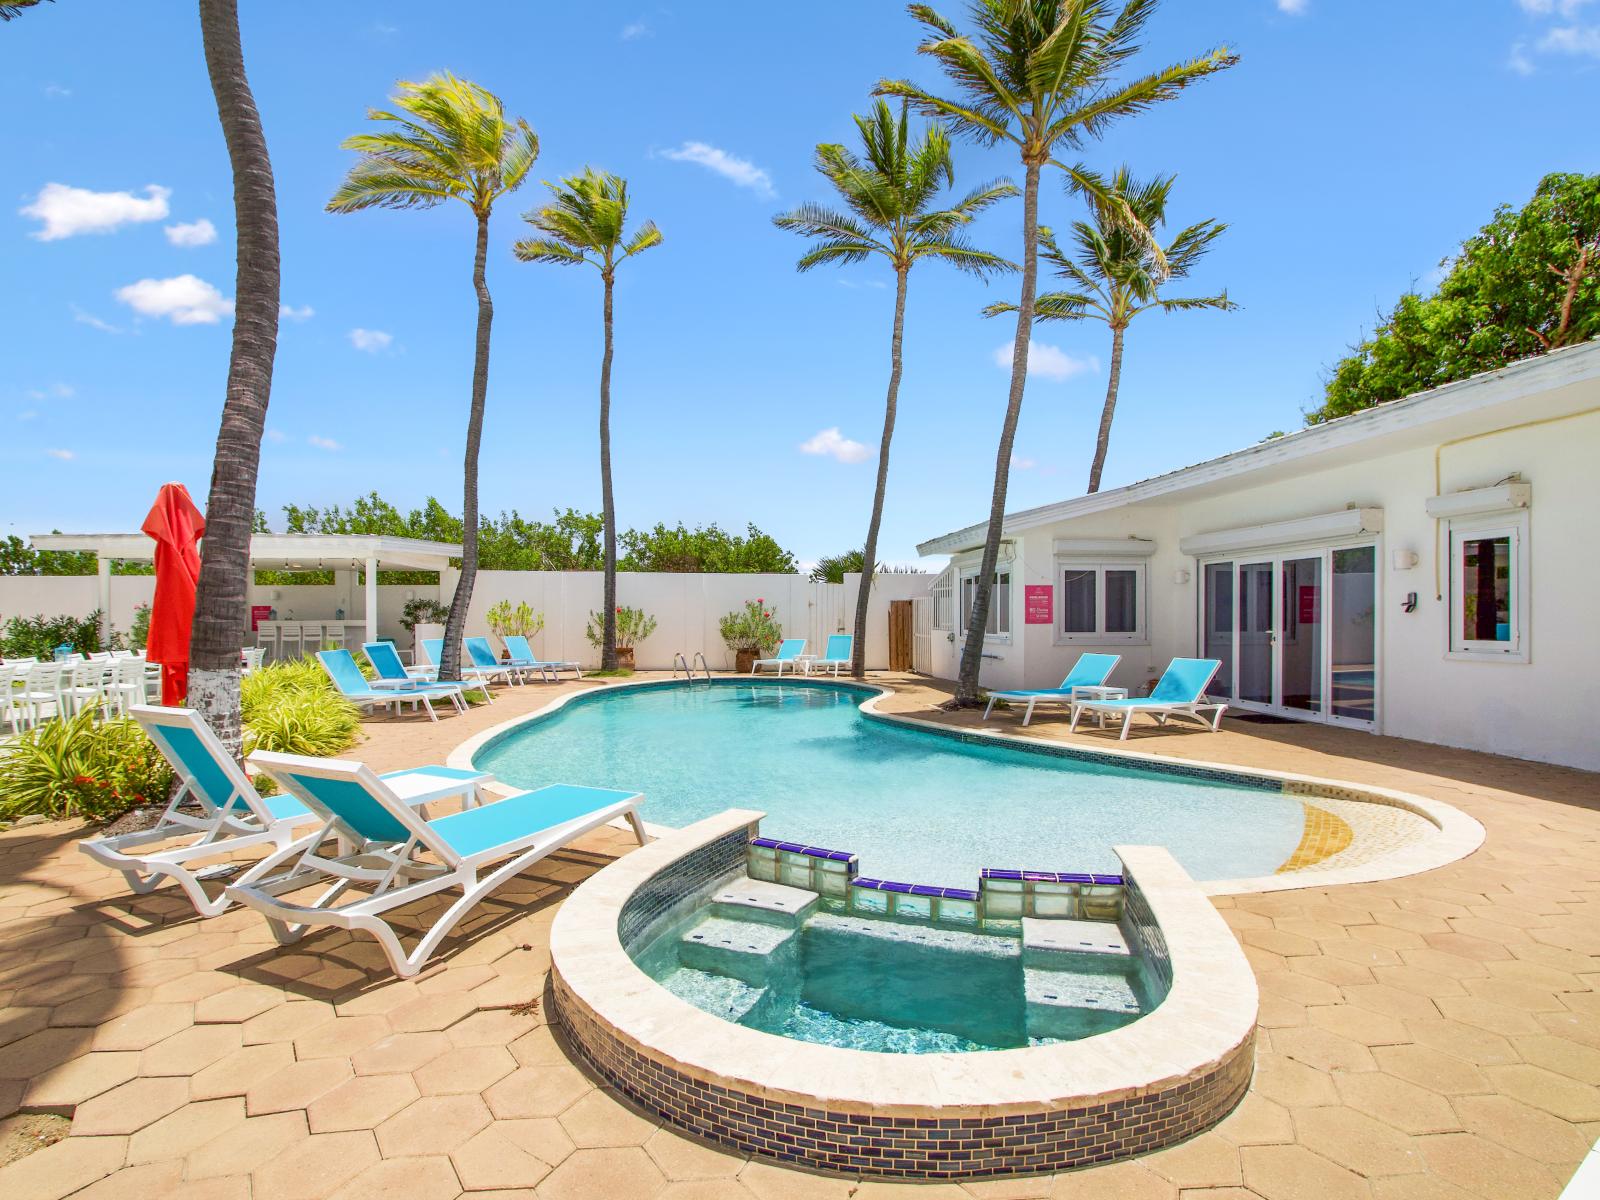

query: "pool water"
left=633, top=907, right=1156, bottom=1053
left=477, top=680, right=1304, bottom=887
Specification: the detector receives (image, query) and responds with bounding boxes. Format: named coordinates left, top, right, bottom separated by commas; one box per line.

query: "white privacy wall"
left=924, top=376, right=1600, bottom=772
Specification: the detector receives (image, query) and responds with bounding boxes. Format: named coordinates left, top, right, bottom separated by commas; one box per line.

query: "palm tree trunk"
left=852, top=266, right=909, bottom=679
left=599, top=269, right=618, bottom=671
left=439, top=211, right=494, bottom=682
left=189, top=0, right=279, bottom=754
left=953, top=159, right=1040, bottom=705
left=1086, top=324, right=1125, bottom=494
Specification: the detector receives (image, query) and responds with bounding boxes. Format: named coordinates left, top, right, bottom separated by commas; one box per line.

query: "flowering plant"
left=486, top=599, right=544, bottom=640
left=585, top=606, right=657, bottom=649
left=719, top=598, right=782, bottom=654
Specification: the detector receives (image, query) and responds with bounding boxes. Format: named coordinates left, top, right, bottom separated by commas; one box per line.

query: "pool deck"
left=2, top=670, right=1597, bottom=1199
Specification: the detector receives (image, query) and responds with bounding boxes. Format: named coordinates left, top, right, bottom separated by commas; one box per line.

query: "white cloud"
left=838, top=278, right=888, bottom=290
left=27, top=382, right=74, bottom=401
left=43, top=83, right=71, bottom=98
left=308, top=435, right=342, bottom=451
left=70, top=304, right=123, bottom=334
left=1517, top=0, right=1594, bottom=15
left=992, top=340, right=1098, bottom=382
left=265, top=429, right=287, bottom=443
left=659, top=142, right=775, bottom=198
left=1509, top=40, right=1537, bottom=72
left=1011, top=455, right=1038, bottom=470
left=165, top=218, right=217, bottom=247
left=116, top=274, right=233, bottom=325
left=1510, top=0, right=1600, bottom=71
left=621, top=19, right=651, bottom=39
left=348, top=327, right=393, bottom=352
left=1539, top=22, right=1600, bottom=54
left=17, top=410, right=39, bottom=421
left=279, top=304, right=315, bottom=322
left=46, top=448, right=75, bottom=461
left=799, top=427, right=872, bottom=464
left=21, top=182, right=171, bottom=240
left=1276, top=0, right=1308, bottom=13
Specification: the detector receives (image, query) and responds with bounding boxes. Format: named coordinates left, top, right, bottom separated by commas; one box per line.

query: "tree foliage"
left=619, top=522, right=797, bottom=574
left=0, top=536, right=152, bottom=577
left=1309, top=172, right=1600, bottom=425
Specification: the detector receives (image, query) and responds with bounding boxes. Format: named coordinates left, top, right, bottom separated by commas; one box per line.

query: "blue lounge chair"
left=465, top=636, right=531, bottom=686
left=318, top=649, right=458, bottom=721
left=361, top=641, right=479, bottom=709
left=502, top=634, right=582, bottom=681
left=79, top=706, right=488, bottom=917
left=421, top=638, right=505, bottom=694
left=229, top=751, right=647, bottom=977
left=983, top=652, right=1123, bottom=726
left=1068, top=658, right=1228, bottom=741
left=804, top=634, right=854, bottom=677
left=751, top=638, right=807, bottom=677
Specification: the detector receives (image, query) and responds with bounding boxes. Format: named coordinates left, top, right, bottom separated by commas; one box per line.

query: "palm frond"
left=511, top=238, right=591, bottom=267
left=912, top=237, right=1017, bottom=278
left=795, top=240, right=880, bottom=271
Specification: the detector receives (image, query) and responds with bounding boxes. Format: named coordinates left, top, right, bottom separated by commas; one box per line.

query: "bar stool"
left=320, top=623, right=346, bottom=651
left=255, top=621, right=281, bottom=664
left=277, top=622, right=305, bottom=662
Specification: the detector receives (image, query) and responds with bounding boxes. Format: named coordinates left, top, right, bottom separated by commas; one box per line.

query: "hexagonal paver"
left=1307, top=1004, right=1411, bottom=1047
left=383, top=992, right=478, bottom=1034
left=349, top=1031, right=452, bottom=1076
left=536, top=1146, right=666, bottom=1200
left=140, top=1025, right=243, bottom=1077
left=127, top=1097, right=247, bottom=1165
left=1482, top=1063, right=1600, bottom=1122
left=194, top=983, right=285, bottom=1025
left=658, top=1181, right=759, bottom=1200
left=72, top=1076, right=190, bottom=1135
left=0, top=1133, right=130, bottom=1199
left=1335, top=1072, right=1462, bottom=1135
left=374, top=1094, right=491, bottom=1156
left=1252, top=1055, right=1341, bottom=1108
left=246, top=1058, right=354, bottom=1116
left=186, top=1111, right=308, bottom=1179
left=1295, top=1106, right=1424, bottom=1177
left=644, top=1125, right=747, bottom=1181
left=1417, top=1132, right=1559, bottom=1199
left=412, top=1044, right=515, bottom=1095
left=1452, top=1094, right=1592, bottom=1165
left=21, top=1051, right=140, bottom=1108
left=485, top=1064, right=594, bottom=1120
left=1402, top=1019, right=1520, bottom=1068
left=327, top=1155, right=461, bottom=1200
left=90, top=1003, right=194, bottom=1051
left=1272, top=1027, right=1379, bottom=1074
left=1371, top=1044, right=1492, bottom=1096
left=1240, top=1144, right=1371, bottom=1200
left=450, top=1125, right=555, bottom=1191
left=1049, top=1159, right=1177, bottom=1198
left=738, top=1158, right=856, bottom=1200
left=190, top=1041, right=295, bottom=1101
left=559, top=1087, right=661, bottom=1148
left=252, top=1130, right=381, bottom=1200
left=306, top=1074, right=420, bottom=1133
left=1142, top=1132, right=1242, bottom=1188
left=292, top=1016, right=394, bottom=1062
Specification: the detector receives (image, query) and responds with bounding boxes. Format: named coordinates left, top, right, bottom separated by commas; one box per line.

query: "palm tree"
left=877, top=0, right=1236, bottom=704
left=513, top=170, right=661, bottom=671
left=188, top=0, right=280, bottom=754
left=987, top=167, right=1234, bottom=493
left=776, top=100, right=1016, bottom=679
left=328, top=73, right=538, bottom=682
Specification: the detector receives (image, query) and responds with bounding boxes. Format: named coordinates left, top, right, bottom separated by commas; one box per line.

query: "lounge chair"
left=983, top=652, right=1123, bottom=726
left=1068, top=657, right=1228, bottom=741
left=465, top=636, right=532, bottom=686
left=362, top=640, right=483, bottom=706
left=228, top=751, right=647, bottom=977
left=422, top=638, right=508, bottom=693
left=502, top=634, right=583, bottom=681
left=803, top=634, right=854, bottom=677
left=79, top=706, right=491, bottom=917
left=751, top=638, right=807, bottom=677
left=319, top=649, right=459, bottom=721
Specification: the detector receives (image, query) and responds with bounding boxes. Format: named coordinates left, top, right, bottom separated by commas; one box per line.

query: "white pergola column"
left=96, top=556, right=112, bottom=649
left=365, top=556, right=379, bottom=647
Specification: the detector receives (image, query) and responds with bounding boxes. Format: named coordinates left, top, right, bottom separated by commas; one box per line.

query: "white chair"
left=255, top=621, right=282, bottom=664
left=241, top=647, right=266, bottom=675
left=1, top=659, right=39, bottom=733
left=108, top=658, right=148, bottom=716
left=277, top=622, right=305, bottom=662
left=62, top=657, right=111, bottom=718
left=15, top=662, right=65, bottom=728
left=320, top=623, right=346, bottom=651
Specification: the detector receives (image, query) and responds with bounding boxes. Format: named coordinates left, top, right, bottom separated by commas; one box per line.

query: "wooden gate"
left=888, top=600, right=913, bottom=671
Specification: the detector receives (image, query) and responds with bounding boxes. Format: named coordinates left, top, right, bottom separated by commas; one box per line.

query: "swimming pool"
left=475, top=679, right=1306, bottom=887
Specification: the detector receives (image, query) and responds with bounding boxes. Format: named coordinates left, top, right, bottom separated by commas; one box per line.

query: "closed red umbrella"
left=141, top=483, right=206, bottom=706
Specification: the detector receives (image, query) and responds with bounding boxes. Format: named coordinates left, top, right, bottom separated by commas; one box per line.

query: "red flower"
left=615, top=607, right=622, bottom=613
left=763, top=611, right=771, bottom=618
left=72, top=774, right=94, bottom=785
left=756, top=598, right=764, bottom=604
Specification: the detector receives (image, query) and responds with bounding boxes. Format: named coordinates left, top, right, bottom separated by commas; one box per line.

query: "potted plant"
left=399, top=597, right=449, bottom=660
left=586, top=606, right=657, bottom=671
left=485, top=600, right=545, bottom=660
left=720, top=599, right=781, bottom=673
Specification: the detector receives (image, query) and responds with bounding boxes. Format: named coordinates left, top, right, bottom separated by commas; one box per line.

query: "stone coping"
left=448, top=675, right=1484, bottom=896
left=548, top=809, right=1258, bottom=1119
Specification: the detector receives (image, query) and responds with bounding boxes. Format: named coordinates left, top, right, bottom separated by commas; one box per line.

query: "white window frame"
left=1054, top=559, right=1148, bottom=646
left=1446, top=511, right=1529, bottom=662
left=958, top=567, right=1012, bottom=641
left=930, top=563, right=956, bottom=632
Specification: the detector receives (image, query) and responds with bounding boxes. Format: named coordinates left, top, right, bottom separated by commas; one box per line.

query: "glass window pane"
left=1106, top=569, right=1138, bottom=634
left=1331, top=546, right=1376, bottom=721
left=1204, top=562, right=1234, bottom=695
left=991, top=572, right=1011, bottom=635
left=1462, top=536, right=1511, bottom=641
left=1280, top=556, right=1323, bottom=715
left=1062, top=569, right=1096, bottom=633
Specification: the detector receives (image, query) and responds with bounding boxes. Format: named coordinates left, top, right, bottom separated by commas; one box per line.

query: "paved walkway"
left=1, top=673, right=1596, bottom=1199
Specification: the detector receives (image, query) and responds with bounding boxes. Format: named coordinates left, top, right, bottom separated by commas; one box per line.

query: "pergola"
left=30, top=532, right=462, bottom=647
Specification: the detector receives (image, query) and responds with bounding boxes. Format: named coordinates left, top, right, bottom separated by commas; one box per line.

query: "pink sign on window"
left=1024, top=585, right=1053, bottom=624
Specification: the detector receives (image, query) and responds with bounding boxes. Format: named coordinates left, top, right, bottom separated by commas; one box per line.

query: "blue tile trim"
left=980, top=868, right=1125, bottom=886
left=751, top=836, right=858, bottom=865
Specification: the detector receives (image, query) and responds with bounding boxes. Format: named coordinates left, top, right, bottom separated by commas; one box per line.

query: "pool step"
left=678, top=915, right=797, bottom=985
left=1020, top=917, right=1130, bottom=963
left=1022, top=958, right=1144, bottom=1041
left=710, top=878, right=818, bottom=928
left=659, top=966, right=767, bottom=1024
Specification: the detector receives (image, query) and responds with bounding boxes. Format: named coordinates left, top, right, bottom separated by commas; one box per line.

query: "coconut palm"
left=987, top=167, right=1234, bottom=492
left=775, top=100, right=1016, bottom=679
left=513, top=170, right=661, bottom=670
left=187, top=0, right=280, bottom=753
left=328, top=73, right=538, bottom=682
left=877, top=0, right=1236, bottom=704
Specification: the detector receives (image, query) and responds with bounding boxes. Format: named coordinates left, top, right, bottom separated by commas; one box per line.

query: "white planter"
left=413, top=622, right=446, bottom=663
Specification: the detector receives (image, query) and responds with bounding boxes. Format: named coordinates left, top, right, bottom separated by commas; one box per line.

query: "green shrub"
left=0, top=705, right=174, bottom=823
left=719, top=599, right=782, bottom=654
left=241, top=660, right=362, bottom=757
left=1, top=611, right=104, bottom=659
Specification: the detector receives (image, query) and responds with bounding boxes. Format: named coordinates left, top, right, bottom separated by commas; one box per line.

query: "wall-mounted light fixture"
left=1172, top=568, right=1191, bottom=585
left=1391, top=549, right=1419, bottom=571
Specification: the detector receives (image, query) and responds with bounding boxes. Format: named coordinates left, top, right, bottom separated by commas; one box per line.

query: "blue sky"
left=4, top=1, right=1597, bottom=564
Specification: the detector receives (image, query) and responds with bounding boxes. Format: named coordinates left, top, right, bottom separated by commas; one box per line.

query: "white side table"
left=1071, top=684, right=1129, bottom=728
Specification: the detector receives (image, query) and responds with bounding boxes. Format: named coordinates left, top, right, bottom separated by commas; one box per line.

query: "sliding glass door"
left=1200, top=545, right=1376, bottom=728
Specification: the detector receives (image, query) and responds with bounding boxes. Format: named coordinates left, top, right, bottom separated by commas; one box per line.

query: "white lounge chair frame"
left=228, top=751, right=647, bottom=977
left=751, top=638, right=807, bottom=677
left=1068, top=660, right=1228, bottom=741
left=983, top=652, right=1124, bottom=727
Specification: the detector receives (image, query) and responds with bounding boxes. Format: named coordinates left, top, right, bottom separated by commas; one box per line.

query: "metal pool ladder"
left=672, top=652, right=711, bottom=682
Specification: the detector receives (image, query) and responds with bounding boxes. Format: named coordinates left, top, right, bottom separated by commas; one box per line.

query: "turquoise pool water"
left=476, top=680, right=1304, bottom=887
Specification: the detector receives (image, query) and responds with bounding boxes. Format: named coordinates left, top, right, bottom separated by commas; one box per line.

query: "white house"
left=916, top=339, right=1600, bottom=772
